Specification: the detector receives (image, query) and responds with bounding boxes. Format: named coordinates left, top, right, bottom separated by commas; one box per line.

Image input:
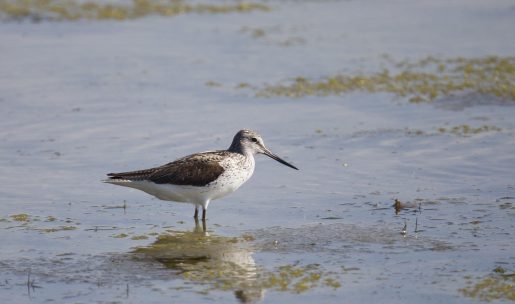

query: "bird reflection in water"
left=133, top=219, right=264, bottom=303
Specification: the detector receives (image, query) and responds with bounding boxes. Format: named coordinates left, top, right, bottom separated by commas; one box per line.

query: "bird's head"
left=230, top=129, right=298, bottom=170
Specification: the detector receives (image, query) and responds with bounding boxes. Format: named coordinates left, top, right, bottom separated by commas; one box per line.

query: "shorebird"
left=104, top=129, right=298, bottom=220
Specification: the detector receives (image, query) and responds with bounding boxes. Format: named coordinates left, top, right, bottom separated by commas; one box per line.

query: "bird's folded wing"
left=148, top=158, right=225, bottom=186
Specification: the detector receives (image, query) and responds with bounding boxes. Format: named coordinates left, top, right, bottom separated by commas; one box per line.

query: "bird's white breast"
left=204, top=153, right=255, bottom=201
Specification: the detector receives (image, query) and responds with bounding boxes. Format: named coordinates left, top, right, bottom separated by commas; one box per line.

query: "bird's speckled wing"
left=107, top=151, right=229, bottom=187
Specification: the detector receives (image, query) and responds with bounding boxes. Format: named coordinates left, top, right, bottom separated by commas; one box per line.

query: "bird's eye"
left=251, top=137, right=258, bottom=142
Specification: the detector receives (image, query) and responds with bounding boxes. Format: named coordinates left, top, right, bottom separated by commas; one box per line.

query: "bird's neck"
left=228, top=141, right=254, bottom=157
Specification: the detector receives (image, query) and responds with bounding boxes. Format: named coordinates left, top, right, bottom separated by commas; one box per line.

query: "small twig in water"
left=26, top=269, right=42, bottom=297
left=85, top=226, right=120, bottom=231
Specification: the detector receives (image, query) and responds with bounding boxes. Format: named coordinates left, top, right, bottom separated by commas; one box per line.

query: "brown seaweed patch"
left=240, top=25, right=305, bottom=47
left=38, top=225, right=77, bottom=233
left=113, top=233, right=129, bottom=238
left=131, top=234, right=149, bottom=240
left=263, top=264, right=340, bottom=293
left=255, top=56, right=515, bottom=103
left=0, top=0, right=271, bottom=21
left=10, top=213, right=30, bottom=222
left=236, top=82, right=254, bottom=90
left=460, top=267, right=515, bottom=301
left=205, top=81, right=222, bottom=88
left=437, top=124, right=502, bottom=136
left=4, top=213, right=81, bottom=233
left=45, top=215, right=57, bottom=222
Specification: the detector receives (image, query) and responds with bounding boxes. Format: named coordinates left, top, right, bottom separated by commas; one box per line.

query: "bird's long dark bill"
left=263, top=148, right=299, bottom=170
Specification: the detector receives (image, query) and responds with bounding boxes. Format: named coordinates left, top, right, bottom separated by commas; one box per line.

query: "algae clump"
left=437, top=125, right=502, bottom=136
left=11, top=213, right=30, bottom=222
left=113, top=233, right=129, bottom=238
left=460, top=268, right=515, bottom=301
left=0, top=0, right=271, bottom=21
left=256, top=56, right=515, bottom=103
left=39, top=226, right=77, bottom=233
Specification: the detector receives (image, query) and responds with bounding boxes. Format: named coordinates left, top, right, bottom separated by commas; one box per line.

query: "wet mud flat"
left=1, top=191, right=513, bottom=303
left=0, top=221, right=487, bottom=303
left=1, top=0, right=515, bottom=303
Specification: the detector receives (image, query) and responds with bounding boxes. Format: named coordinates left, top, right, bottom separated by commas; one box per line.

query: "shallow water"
left=1, top=0, right=515, bottom=303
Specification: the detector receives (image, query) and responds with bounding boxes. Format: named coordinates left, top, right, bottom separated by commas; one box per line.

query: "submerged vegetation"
left=2, top=213, right=79, bottom=233
left=460, top=267, right=515, bottom=301
left=255, top=56, right=515, bottom=103
left=0, top=0, right=271, bottom=21
left=10, top=213, right=30, bottom=222
left=437, top=124, right=502, bottom=136
left=134, top=230, right=341, bottom=299
left=38, top=225, right=77, bottom=233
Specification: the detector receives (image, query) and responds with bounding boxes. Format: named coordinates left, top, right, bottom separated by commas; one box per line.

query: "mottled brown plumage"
left=107, top=151, right=230, bottom=187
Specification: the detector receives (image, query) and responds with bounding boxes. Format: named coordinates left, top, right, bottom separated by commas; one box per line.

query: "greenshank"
left=104, top=129, right=298, bottom=220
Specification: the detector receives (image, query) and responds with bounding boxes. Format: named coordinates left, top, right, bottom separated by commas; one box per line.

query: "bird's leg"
left=202, top=218, right=207, bottom=232
left=202, top=208, right=206, bottom=221
left=194, top=206, right=199, bottom=219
